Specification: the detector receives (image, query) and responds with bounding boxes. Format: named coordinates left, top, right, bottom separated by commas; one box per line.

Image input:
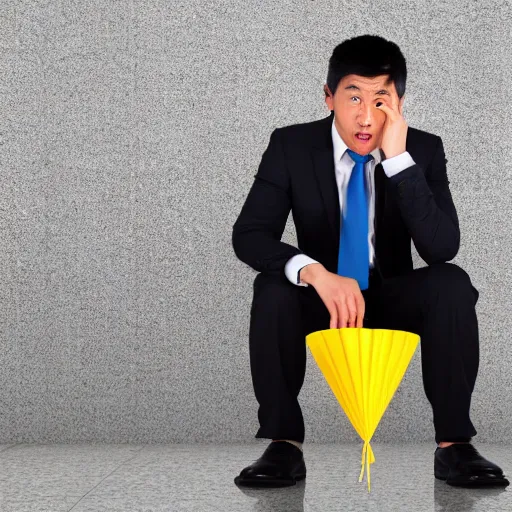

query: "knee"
left=252, top=272, right=301, bottom=309
left=427, top=262, right=470, bottom=284
left=424, top=263, right=479, bottom=303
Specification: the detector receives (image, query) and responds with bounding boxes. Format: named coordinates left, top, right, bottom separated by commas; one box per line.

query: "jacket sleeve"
left=232, top=128, right=304, bottom=275
left=386, top=136, right=460, bottom=264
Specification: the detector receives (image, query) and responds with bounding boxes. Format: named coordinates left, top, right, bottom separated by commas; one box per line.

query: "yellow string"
left=358, top=440, right=375, bottom=492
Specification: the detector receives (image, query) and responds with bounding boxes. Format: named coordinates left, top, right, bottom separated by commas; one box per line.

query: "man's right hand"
left=300, top=263, right=365, bottom=329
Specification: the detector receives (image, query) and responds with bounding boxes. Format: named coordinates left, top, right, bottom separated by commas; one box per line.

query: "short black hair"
left=326, top=34, right=407, bottom=99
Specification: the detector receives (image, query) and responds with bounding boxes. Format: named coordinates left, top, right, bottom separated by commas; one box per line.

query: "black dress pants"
left=249, top=263, right=480, bottom=444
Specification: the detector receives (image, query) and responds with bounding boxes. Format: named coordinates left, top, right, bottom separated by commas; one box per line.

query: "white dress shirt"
left=285, top=117, right=416, bottom=287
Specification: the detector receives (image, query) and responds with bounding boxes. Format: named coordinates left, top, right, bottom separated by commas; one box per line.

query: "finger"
left=390, top=86, right=399, bottom=112
left=328, top=303, right=338, bottom=330
left=346, top=295, right=357, bottom=327
left=356, top=295, right=365, bottom=328
left=379, top=95, right=401, bottom=117
left=376, top=102, right=396, bottom=119
left=338, top=297, right=349, bottom=328
left=333, top=299, right=343, bottom=329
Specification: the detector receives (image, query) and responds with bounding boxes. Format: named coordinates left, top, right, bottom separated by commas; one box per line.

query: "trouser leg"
left=249, top=272, right=330, bottom=443
left=366, top=263, right=480, bottom=444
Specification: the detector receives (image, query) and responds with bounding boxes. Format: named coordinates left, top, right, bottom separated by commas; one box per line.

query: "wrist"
left=299, top=263, right=326, bottom=285
left=382, top=147, right=406, bottom=160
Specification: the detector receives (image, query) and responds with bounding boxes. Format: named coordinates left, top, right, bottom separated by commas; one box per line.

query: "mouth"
left=355, top=132, right=372, bottom=143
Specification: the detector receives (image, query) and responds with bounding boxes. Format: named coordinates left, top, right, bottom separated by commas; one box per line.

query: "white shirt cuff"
left=381, top=151, right=415, bottom=177
left=285, top=254, right=320, bottom=287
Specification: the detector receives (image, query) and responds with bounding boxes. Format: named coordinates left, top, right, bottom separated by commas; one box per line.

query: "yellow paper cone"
left=306, top=327, right=420, bottom=492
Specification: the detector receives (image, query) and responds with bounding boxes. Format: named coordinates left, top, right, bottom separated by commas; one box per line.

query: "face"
left=324, top=74, right=405, bottom=155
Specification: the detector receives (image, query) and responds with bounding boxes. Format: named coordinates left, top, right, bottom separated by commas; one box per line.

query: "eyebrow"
left=344, top=85, right=390, bottom=96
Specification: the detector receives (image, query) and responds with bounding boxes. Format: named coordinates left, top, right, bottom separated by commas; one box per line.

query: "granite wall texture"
left=1, top=0, right=511, bottom=442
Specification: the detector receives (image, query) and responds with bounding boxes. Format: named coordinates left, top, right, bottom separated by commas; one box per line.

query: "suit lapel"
left=373, top=161, right=386, bottom=237
left=311, top=113, right=340, bottom=246
left=312, top=147, right=340, bottom=246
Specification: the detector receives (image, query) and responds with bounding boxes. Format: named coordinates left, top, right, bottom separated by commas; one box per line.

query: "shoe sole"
left=234, top=472, right=306, bottom=488
left=435, top=472, right=510, bottom=487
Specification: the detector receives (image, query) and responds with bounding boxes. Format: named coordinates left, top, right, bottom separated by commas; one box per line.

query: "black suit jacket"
left=232, top=111, right=460, bottom=281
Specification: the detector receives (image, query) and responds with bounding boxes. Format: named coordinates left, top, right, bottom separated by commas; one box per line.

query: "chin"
left=353, top=143, right=377, bottom=155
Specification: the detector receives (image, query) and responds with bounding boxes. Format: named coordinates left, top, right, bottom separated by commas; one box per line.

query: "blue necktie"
left=337, top=149, right=373, bottom=290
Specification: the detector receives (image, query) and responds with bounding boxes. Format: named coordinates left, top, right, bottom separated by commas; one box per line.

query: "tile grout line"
left=66, top=445, right=147, bottom=511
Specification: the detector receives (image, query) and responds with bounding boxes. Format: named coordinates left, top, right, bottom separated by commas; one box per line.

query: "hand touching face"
left=375, top=81, right=408, bottom=159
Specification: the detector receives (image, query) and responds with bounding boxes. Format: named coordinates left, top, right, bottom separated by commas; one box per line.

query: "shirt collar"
left=331, top=117, right=382, bottom=165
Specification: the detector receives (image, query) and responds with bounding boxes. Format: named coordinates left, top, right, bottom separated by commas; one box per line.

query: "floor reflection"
left=434, top=478, right=509, bottom=511
left=236, top=480, right=306, bottom=512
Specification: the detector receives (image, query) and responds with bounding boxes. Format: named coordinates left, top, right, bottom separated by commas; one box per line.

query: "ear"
left=399, top=94, right=405, bottom=116
left=324, top=84, right=334, bottom=111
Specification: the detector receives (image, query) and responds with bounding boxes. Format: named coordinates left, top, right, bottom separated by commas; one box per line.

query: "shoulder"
left=407, top=125, right=442, bottom=149
left=271, top=114, right=333, bottom=149
left=405, top=126, right=446, bottom=166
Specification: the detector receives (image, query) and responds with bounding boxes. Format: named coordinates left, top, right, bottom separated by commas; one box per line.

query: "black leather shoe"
left=234, top=441, right=306, bottom=487
left=434, top=443, right=510, bottom=487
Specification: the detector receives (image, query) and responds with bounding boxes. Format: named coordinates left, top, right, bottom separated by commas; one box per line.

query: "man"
left=231, top=35, right=509, bottom=488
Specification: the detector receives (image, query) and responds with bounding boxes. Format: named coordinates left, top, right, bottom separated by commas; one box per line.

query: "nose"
left=358, top=103, right=374, bottom=127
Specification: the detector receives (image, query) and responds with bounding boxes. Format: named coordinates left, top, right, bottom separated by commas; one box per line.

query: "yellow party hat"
left=306, top=327, right=420, bottom=492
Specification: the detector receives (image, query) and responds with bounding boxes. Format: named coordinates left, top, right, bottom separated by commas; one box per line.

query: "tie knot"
left=346, top=149, right=373, bottom=165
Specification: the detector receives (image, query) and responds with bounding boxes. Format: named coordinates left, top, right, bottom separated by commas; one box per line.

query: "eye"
left=350, top=96, right=360, bottom=102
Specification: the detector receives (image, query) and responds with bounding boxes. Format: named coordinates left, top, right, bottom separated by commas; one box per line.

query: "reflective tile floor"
left=0, top=442, right=511, bottom=511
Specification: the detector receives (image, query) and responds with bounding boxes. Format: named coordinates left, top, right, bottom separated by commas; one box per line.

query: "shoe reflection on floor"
left=434, top=477, right=509, bottom=512
left=235, top=479, right=307, bottom=512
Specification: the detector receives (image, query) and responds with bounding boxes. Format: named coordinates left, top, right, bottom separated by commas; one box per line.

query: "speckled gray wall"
left=1, top=1, right=511, bottom=443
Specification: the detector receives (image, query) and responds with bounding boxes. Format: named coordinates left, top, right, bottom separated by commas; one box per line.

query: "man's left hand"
left=376, top=87, right=408, bottom=160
